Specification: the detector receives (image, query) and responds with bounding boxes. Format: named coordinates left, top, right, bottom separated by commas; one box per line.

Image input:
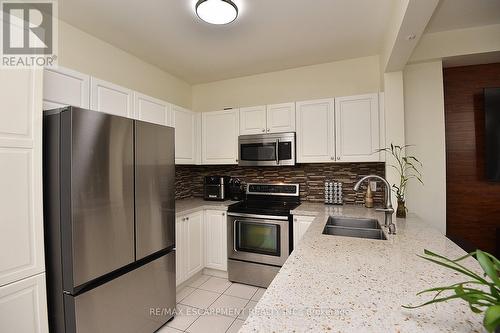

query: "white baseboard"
left=203, top=268, right=228, bottom=279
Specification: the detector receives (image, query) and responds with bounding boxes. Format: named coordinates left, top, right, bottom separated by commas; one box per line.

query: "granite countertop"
left=241, top=203, right=485, bottom=333
left=175, top=197, right=237, bottom=216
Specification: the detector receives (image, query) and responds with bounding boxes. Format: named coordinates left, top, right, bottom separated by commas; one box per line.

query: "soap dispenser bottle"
left=365, top=185, right=374, bottom=208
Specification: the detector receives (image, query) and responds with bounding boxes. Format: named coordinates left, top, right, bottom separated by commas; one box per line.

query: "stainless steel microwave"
left=238, top=132, right=295, bottom=166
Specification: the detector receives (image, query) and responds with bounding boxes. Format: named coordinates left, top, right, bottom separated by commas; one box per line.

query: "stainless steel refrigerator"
left=43, top=106, right=176, bottom=333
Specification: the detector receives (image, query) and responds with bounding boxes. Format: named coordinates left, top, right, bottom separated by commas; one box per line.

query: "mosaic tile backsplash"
left=176, top=163, right=386, bottom=205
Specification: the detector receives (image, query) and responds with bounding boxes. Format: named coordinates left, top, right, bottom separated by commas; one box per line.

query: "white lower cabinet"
left=185, top=212, right=204, bottom=277
left=176, top=211, right=204, bottom=286
left=0, top=273, right=48, bottom=333
left=204, top=210, right=228, bottom=271
left=293, top=215, right=315, bottom=249
left=175, top=217, right=186, bottom=286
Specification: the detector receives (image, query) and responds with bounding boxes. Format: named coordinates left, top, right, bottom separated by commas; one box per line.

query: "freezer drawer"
left=135, top=121, right=175, bottom=259
left=65, top=252, right=176, bottom=333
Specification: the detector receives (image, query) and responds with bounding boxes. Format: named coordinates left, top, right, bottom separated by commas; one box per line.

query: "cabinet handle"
left=337, top=157, right=340, bottom=161
left=222, top=212, right=225, bottom=216
left=186, top=216, right=189, bottom=221
left=182, top=218, right=185, bottom=221
left=294, top=218, right=297, bottom=222
left=261, top=129, right=265, bottom=132
left=330, top=156, right=334, bottom=160
left=267, top=128, right=270, bottom=132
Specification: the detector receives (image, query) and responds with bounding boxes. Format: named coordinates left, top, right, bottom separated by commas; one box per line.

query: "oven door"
left=227, top=213, right=289, bottom=266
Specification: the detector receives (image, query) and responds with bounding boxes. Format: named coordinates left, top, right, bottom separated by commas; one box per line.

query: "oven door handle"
left=227, top=212, right=289, bottom=221
left=275, top=139, right=280, bottom=165
left=233, top=220, right=238, bottom=253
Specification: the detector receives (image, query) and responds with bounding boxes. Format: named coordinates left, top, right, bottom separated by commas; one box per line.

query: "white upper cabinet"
left=239, top=105, right=267, bottom=135
left=0, top=69, right=45, bottom=287
left=0, top=68, right=48, bottom=331
left=202, top=109, right=239, bottom=165
left=43, top=67, right=90, bottom=110
left=173, top=105, right=200, bottom=165
left=90, top=77, right=134, bottom=118
left=335, top=93, right=380, bottom=162
left=266, top=102, right=296, bottom=133
left=134, top=92, right=170, bottom=126
left=296, top=98, right=335, bottom=163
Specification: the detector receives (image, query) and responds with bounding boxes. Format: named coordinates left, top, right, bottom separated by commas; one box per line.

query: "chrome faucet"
left=354, top=175, right=396, bottom=234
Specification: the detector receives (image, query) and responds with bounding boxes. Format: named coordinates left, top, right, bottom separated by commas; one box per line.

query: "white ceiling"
left=59, top=0, right=395, bottom=84
left=426, top=0, right=500, bottom=33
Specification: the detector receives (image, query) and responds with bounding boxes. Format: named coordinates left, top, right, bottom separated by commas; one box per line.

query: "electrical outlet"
left=369, top=181, right=377, bottom=192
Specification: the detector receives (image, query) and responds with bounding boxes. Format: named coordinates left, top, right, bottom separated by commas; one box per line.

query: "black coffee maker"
left=229, top=178, right=243, bottom=201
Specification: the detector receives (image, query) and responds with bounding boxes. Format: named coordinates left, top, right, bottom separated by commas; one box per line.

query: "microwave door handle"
left=233, top=220, right=238, bottom=252
left=276, top=139, right=280, bottom=165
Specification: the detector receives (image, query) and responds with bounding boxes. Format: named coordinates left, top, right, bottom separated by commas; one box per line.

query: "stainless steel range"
left=227, top=183, right=300, bottom=288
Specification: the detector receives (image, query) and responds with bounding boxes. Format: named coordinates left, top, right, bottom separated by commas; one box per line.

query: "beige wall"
left=58, top=21, right=192, bottom=108
left=410, top=24, right=500, bottom=63
left=192, top=56, right=380, bottom=112
left=403, top=60, right=446, bottom=233
left=383, top=71, right=406, bottom=205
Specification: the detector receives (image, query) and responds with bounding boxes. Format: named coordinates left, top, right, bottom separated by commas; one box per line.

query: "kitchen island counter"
left=240, top=203, right=485, bottom=332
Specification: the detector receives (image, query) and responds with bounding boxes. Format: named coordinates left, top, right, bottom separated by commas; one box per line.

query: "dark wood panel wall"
left=443, top=63, right=500, bottom=256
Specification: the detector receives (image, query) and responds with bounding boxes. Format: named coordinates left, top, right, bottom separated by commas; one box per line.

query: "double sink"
left=322, top=216, right=387, bottom=240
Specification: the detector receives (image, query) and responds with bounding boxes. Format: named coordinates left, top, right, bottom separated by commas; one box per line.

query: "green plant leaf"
left=476, top=250, right=500, bottom=285
left=484, top=305, right=500, bottom=332
left=403, top=292, right=488, bottom=309
left=421, top=250, right=489, bottom=284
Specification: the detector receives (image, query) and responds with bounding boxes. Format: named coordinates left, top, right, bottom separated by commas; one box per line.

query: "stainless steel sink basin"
left=326, top=217, right=381, bottom=229
left=322, top=217, right=387, bottom=240
left=323, top=225, right=387, bottom=240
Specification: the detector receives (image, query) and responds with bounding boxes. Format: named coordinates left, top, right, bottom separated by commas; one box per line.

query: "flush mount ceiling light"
left=195, top=0, right=238, bottom=25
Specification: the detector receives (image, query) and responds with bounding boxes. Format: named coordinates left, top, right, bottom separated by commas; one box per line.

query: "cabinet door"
left=43, top=67, right=90, bottom=110
left=335, top=94, right=380, bottom=162
left=202, top=109, right=239, bottom=165
left=173, top=105, right=198, bottom=164
left=134, top=92, right=169, bottom=125
left=239, top=106, right=266, bottom=135
left=90, top=77, right=134, bottom=118
left=185, top=212, right=204, bottom=278
left=266, top=102, right=295, bottom=133
left=204, top=210, right=227, bottom=271
left=293, top=216, right=315, bottom=249
left=296, top=98, right=335, bottom=163
left=175, top=216, right=186, bottom=286
left=0, top=273, right=48, bottom=333
left=0, top=69, right=45, bottom=287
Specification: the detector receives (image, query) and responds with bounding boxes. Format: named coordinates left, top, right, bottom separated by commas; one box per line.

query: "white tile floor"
left=156, top=274, right=266, bottom=333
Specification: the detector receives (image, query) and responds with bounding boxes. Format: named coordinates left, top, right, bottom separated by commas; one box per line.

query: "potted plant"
left=403, top=249, right=500, bottom=332
left=378, top=144, right=423, bottom=218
